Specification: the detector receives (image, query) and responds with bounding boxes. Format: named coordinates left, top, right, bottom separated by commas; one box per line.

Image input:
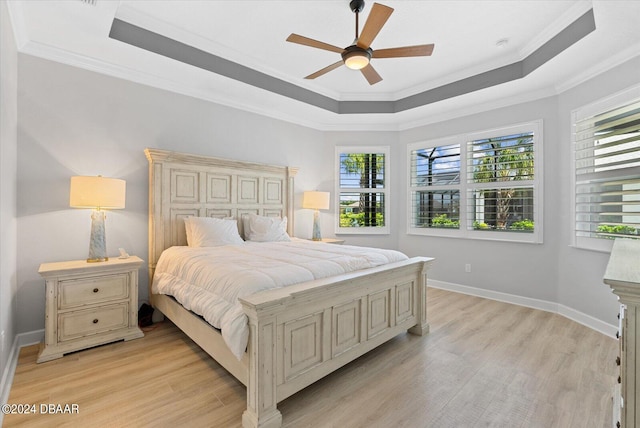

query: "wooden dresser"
left=604, top=239, right=640, bottom=428
left=37, top=256, right=144, bottom=363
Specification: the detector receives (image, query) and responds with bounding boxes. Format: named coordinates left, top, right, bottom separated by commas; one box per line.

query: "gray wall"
left=394, top=57, right=640, bottom=326
left=0, top=0, right=18, bottom=393
left=10, top=44, right=640, bottom=340
left=397, top=97, right=560, bottom=304
left=555, top=56, right=640, bottom=324
left=16, top=54, right=329, bottom=334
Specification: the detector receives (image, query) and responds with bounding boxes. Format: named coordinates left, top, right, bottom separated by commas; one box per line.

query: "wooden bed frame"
left=145, top=148, right=434, bottom=428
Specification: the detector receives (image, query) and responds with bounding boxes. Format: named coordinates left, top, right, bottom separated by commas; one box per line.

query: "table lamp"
left=302, top=191, right=330, bottom=241
left=70, top=176, right=126, bottom=262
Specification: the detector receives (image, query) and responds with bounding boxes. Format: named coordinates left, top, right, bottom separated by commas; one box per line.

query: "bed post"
left=408, top=259, right=432, bottom=336
left=286, top=167, right=298, bottom=237
left=241, top=304, right=282, bottom=428
left=145, top=148, right=165, bottom=305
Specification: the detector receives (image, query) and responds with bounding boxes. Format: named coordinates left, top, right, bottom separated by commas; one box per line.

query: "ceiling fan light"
left=344, top=53, right=369, bottom=70
left=342, top=46, right=372, bottom=70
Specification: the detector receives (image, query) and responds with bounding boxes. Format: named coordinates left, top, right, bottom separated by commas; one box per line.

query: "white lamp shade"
left=303, top=191, right=330, bottom=210
left=70, top=176, right=126, bottom=209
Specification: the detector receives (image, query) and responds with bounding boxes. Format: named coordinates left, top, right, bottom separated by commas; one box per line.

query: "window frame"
left=570, top=84, right=640, bottom=253
left=335, top=145, right=390, bottom=235
left=407, top=121, right=544, bottom=244
left=407, top=135, right=463, bottom=238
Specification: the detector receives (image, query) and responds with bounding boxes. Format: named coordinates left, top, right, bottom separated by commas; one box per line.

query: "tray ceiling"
left=8, top=1, right=640, bottom=130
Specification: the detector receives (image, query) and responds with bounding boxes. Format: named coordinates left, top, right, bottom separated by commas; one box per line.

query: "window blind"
left=409, top=144, right=461, bottom=229
left=467, top=133, right=535, bottom=183
left=575, top=100, right=640, bottom=240
left=408, top=122, right=542, bottom=243
left=410, top=144, right=460, bottom=187
left=337, top=148, right=390, bottom=233
left=466, top=132, right=536, bottom=233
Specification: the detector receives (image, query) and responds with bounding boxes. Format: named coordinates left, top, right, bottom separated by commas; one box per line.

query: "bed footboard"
left=239, top=256, right=433, bottom=428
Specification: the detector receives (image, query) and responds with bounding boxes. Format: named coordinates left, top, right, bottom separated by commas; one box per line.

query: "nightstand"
left=316, top=238, right=345, bottom=244
left=37, top=256, right=144, bottom=363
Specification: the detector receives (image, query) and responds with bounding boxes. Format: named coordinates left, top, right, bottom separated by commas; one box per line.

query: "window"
left=336, top=146, right=390, bottom=234
left=573, top=90, right=640, bottom=252
left=468, top=131, right=536, bottom=233
left=410, top=140, right=461, bottom=230
left=408, top=122, right=542, bottom=243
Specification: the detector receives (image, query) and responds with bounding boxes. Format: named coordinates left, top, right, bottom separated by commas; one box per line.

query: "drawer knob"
left=616, top=356, right=621, bottom=366
left=93, top=288, right=99, bottom=293
left=617, top=422, right=620, bottom=428
left=616, top=331, right=620, bottom=339
left=93, top=319, right=99, bottom=324
left=618, top=376, right=621, bottom=384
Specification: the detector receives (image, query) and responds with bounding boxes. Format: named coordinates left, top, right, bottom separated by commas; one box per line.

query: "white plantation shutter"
left=409, top=143, right=461, bottom=229
left=467, top=132, right=536, bottom=233
left=468, top=134, right=535, bottom=181
left=574, top=100, right=640, bottom=245
left=408, top=121, right=542, bottom=243
left=336, top=146, right=390, bottom=235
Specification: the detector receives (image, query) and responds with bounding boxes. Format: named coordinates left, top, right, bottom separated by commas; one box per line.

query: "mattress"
left=151, top=239, right=408, bottom=359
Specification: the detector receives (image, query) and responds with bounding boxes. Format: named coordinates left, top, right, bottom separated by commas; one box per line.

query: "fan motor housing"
left=342, top=45, right=373, bottom=59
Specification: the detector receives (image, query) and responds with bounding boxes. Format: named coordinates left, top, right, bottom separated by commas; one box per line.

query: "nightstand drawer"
left=59, top=274, right=129, bottom=309
left=58, top=303, right=129, bottom=342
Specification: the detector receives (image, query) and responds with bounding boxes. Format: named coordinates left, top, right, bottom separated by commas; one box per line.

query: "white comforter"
left=152, top=239, right=408, bottom=359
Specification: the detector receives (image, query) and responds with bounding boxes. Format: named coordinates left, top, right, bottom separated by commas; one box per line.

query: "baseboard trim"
left=556, top=304, right=618, bottom=338
left=17, top=329, right=44, bottom=348
left=428, top=280, right=618, bottom=339
left=1, top=335, right=20, bottom=411
left=0, top=329, right=44, bottom=425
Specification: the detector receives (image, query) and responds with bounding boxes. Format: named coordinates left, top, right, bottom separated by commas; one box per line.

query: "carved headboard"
left=145, top=148, right=297, bottom=282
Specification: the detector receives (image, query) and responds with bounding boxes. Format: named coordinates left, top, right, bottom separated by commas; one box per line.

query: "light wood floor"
left=4, top=288, right=617, bottom=428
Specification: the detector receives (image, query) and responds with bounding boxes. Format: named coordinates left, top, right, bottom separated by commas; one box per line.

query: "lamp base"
left=87, top=256, right=109, bottom=263
left=311, top=209, right=322, bottom=241
left=87, top=210, right=108, bottom=263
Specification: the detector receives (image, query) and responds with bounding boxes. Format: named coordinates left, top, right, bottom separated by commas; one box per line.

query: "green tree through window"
left=470, top=133, right=535, bottom=231
left=338, top=150, right=387, bottom=230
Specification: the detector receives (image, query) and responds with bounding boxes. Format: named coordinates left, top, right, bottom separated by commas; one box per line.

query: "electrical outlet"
left=465, top=264, right=471, bottom=273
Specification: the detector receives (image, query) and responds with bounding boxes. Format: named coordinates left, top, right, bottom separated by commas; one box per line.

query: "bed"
left=145, top=148, right=434, bottom=428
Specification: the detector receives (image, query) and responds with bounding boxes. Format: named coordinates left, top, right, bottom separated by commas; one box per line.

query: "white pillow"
left=184, top=216, right=194, bottom=245
left=184, top=217, right=244, bottom=247
left=244, top=213, right=290, bottom=242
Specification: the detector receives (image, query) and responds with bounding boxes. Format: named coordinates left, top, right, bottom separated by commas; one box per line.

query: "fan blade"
left=360, top=63, right=382, bottom=85
left=286, top=34, right=344, bottom=54
left=373, top=44, right=435, bottom=58
left=305, top=60, right=344, bottom=79
left=356, top=3, right=393, bottom=50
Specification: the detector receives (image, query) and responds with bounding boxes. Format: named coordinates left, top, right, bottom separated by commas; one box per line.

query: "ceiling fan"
left=286, top=0, right=434, bottom=85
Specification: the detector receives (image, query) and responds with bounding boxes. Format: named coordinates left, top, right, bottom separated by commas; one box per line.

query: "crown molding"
left=554, top=42, right=640, bottom=94
left=11, top=3, right=630, bottom=133
left=5, top=0, right=28, bottom=50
